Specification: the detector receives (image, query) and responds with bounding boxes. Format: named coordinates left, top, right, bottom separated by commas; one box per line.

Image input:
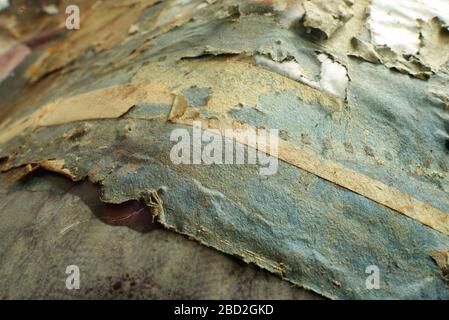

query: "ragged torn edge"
left=0, top=56, right=346, bottom=147
left=1, top=83, right=448, bottom=237
left=430, top=250, right=449, bottom=286
left=181, top=51, right=349, bottom=102
left=1, top=154, right=289, bottom=283
left=5, top=159, right=77, bottom=181
left=417, top=17, right=449, bottom=72
left=349, top=37, right=435, bottom=80
left=0, top=82, right=174, bottom=144
left=301, top=0, right=354, bottom=40
left=367, top=0, right=449, bottom=56
left=349, top=1, right=449, bottom=79
left=254, top=52, right=350, bottom=100
left=168, top=95, right=449, bottom=237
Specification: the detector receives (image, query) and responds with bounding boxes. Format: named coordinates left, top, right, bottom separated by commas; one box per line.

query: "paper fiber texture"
left=0, top=0, right=448, bottom=299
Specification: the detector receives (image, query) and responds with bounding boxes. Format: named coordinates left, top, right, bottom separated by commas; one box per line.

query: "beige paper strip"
left=173, top=116, right=449, bottom=237
left=0, top=82, right=173, bottom=144
left=1, top=83, right=447, bottom=236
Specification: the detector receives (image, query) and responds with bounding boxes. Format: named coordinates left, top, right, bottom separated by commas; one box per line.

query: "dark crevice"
left=17, top=170, right=162, bottom=234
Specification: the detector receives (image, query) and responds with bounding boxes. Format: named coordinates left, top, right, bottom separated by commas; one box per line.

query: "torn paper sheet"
left=317, top=53, right=349, bottom=99
left=376, top=45, right=433, bottom=80
left=0, top=83, right=173, bottom=143
left=418, top=17, right=449, bottom=71
left=349, top=37, right=381, bottom=64
left=302, top=0, right=354, bottom=39
left=368, top=0, right=449, bottom=55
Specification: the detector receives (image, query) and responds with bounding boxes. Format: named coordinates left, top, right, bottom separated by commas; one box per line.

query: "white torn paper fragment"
left=255, top=54, right=348, bottom=99
left=317, top=53, right=349, bottom=99
left=349, top=37, right=381, bottom=64
left=254, top=55, right=321, bottom=91
left=369, top=0, right=449, bottom=55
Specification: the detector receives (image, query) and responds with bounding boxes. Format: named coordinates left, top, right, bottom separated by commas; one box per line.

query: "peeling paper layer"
left=369, top=0, right=449, bottom=55
left=349, top=37, right=381, bottom=64
left=302, top=0, right=354, bottom=39
left=1, top=0, right=449, bottom=300
left=255, top=53, right=349, bottom=99
left=418, top=17, right=449, bottom=71
left=254, top=55, right=321, bottom=92
left=0, top=83, right=172, bottom=144
left=317, top=53, right=349, bottom=99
